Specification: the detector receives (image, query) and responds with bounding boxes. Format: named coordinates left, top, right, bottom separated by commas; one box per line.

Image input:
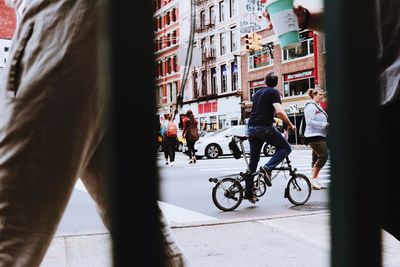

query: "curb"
left=170, top=210, right=329, bottom=228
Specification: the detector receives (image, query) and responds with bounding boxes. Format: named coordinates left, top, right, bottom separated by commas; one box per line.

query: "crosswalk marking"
left=158, top=201, right=217, bottom=223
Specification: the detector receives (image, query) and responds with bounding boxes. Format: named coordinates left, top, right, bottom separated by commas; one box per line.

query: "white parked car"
left=183, top=125, right=276, bottom=159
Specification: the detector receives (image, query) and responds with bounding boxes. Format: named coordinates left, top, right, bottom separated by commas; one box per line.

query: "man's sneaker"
left=189, top=159, right=193, bottom=164
left=259, top=166, right=272, bottom=187
left=311, top=179, right=322, bottom=190
left=192, top=156, right=197, bottom=163
left=165, top=160, right=169, bottom=165
left=170, top=162, right=174, bottom=167
left=243, top=193, right=259, bottom=204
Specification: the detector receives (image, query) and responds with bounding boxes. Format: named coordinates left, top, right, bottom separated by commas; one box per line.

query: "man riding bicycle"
left=246, top=72, right=296, bottom=202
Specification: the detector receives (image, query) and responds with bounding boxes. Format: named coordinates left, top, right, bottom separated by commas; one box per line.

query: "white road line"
left=158, top=201, right=217, bottom=224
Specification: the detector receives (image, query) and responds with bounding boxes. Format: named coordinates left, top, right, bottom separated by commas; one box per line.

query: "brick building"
left=0, top=2, right=16, bottom=75
left=154, top=0, right=181, bottom=125
left=240, top=28, right=326, bottom=143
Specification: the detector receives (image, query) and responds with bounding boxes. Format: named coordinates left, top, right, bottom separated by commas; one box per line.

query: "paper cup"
left=265, top=0, right=300, bottom=49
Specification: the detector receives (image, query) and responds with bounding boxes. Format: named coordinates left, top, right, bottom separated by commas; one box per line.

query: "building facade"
left=0, top=2, right=16, bottom=76
left=154, top=0, right=181, bottom=126
left=240, top=27, right=327, bottom=143
left=179, top=0, right=243, bottom=131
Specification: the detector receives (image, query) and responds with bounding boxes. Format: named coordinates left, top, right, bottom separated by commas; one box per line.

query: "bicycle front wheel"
left=286, top=173, right=312, bottom=205
left=212, top=177, right=243, bottom=211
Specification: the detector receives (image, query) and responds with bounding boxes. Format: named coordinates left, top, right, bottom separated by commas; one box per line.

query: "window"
left=201, top=70, right=207, bottom=95
left=193, top=72, right=199, bottom=98
left=218, top=115, right=226, bottom=129
left=210, top=67, right=217, bottom=94
left=282, top=31, right=314, bottom=61
left=200, top=10, right=206, bottom=30
left=283, top=77, right=315, bottom=97
left=173, top=55, right=178, bottom=72
left=220, top=32, right=226, bottom=55
left=231, top=62, right=238, bottom=91
left=167, top=57, right=172, bottom=74
left=221, top=64, right=227, bottom=93
left=209, top=6, right=216, bottom=24
left=210, top=35, right=216, bottom=57
left=219, top=1, right=225, bottom=22
left=168, top=83, right=173, bottom=102
left=248, top=48, right=274, bottom=69
left=159, top=86, right=163, bottom=104
left=229, top=0, right=236, bottom=17
left=174, top=81, right=179, bottom=99
left=171, top=31, right=176, bottom=45
left=166, top=11, right=170, bottom=25
left=171, top=8, right=176, bottom=22
left=166, top=33, right=171, bottom=47
left=201, top=38, right=206, bottom=60
left=230, top=26, right=238, bottom=52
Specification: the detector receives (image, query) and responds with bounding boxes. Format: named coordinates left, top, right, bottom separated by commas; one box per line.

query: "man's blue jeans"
left=248, top=125, right=291, bottom=173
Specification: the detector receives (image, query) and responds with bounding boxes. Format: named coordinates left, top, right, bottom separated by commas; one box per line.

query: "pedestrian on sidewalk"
left=262, top=0, right=400, bottom=241
left=303, top=88, right=329, bottom=190
left=161, top=113, right=178, bottom=167
left=0, top=1, right=189, bottom=266
left=182, top=110, right=199, bottom=164
left=247, top=72, right=296, bottom=202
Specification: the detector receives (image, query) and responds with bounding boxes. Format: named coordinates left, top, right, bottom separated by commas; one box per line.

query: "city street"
left=158, top=148, right=330, bottom=221
left=56, top=147, right=329, bottom=234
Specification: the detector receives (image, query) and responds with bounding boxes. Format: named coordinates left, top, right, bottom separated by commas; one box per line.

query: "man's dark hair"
left=265, top=72, right=278, bottom=87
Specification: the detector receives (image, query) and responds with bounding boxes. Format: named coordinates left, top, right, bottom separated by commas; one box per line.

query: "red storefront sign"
left=284, top=69, right=314, bottom=81
left=249, top=79, right=265, bottom=88
left=198, top=101, right=218, bottom=114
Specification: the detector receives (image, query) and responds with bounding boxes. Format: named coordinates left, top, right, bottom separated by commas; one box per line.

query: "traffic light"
left=244, top=33, right=254, bottom=51
left=245, top=33, right=263, bottom=52
left=253, top=33, right=263, bottom=51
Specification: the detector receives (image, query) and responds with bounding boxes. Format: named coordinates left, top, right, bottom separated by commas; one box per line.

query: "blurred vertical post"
left=101, top=0, right=162, bottom=266
left=326, top=0, right=382, bottom=266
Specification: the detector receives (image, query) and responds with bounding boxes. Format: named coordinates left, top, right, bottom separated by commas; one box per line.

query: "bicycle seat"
left=233, top=135, right=248, bottom=141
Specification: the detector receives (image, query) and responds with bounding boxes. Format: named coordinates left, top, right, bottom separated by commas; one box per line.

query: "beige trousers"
left=0, top=0, right=187, bottom=266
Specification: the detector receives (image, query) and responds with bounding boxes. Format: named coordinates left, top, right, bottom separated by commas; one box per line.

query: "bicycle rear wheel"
left=212, top=177, right=243, bottom=211
left=286, top=173, right=312, bottom=205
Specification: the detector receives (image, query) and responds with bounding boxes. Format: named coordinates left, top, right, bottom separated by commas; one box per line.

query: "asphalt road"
left=56, top=148, right=330, bottom=234
left=158, top=149, right=330, bottom=220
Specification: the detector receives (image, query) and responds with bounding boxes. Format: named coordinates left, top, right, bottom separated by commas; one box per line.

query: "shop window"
left=283, top=77, right=315, bottom=97
left=248, top=48, right=274, bottom=70
left=282, top=31, right=314, bottom=61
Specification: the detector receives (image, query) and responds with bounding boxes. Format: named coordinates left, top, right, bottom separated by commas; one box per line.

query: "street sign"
left=290, top=104, right=299, bottom=114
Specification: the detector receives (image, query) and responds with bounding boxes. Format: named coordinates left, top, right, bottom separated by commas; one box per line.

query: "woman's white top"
left=304, top=100, right=329, bottom=138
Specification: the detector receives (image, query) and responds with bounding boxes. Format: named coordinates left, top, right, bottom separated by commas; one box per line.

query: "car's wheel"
left=263, top=143, right=276, bottom=157
left=205, top=144, right=222, bottom=159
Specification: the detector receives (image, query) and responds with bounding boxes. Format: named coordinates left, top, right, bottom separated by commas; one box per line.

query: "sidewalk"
left=41, top=208, right=400, bottom=266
